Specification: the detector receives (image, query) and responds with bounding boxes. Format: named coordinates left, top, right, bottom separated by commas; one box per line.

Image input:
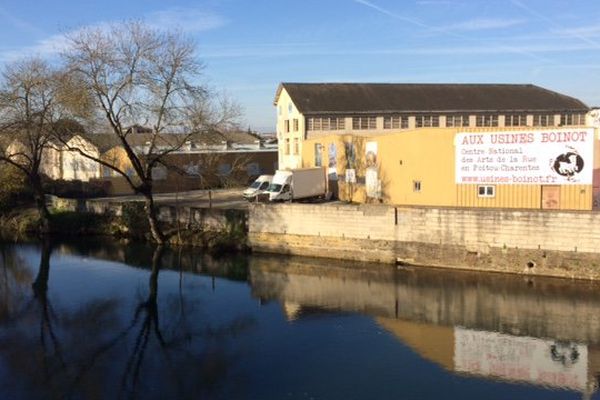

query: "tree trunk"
left=142, top=191, right=166, bottom=245
left=30, top=174, right=50, bottom=234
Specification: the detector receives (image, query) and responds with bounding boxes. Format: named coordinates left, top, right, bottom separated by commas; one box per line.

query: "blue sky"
left=1, top=0, right=600, bottom=132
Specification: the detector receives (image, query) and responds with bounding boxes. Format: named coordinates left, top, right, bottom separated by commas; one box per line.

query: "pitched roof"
left=276, top=83, right=589, bottom=114
left=82, top=130, right=261, bottom=152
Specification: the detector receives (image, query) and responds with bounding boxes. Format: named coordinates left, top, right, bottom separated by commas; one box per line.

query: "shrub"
left=0, top=165, right=32, bottom=215
left=44, top=179, right=110, bottom=199
left=50, top=210, right=111, bottom=235
left=119, top=202, right=150, bottom=238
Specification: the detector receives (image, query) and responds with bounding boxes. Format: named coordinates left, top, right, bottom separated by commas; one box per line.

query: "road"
left=91, top=188, right=250, bottom=209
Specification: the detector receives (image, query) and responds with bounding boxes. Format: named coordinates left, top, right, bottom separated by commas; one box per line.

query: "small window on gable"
left=478, top=185, right=495, bottom=197
left=413, top=180, right=421, bottom=192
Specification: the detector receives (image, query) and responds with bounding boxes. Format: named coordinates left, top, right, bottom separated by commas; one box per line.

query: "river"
left=0, top=240, right=598, bottom=399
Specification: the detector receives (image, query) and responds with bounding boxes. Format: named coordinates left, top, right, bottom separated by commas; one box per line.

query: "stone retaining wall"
left=249, top=203, right=600, bottom=279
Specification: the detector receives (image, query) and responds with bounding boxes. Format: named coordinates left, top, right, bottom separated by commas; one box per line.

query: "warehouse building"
left=274, top=83, right=599, bottom=210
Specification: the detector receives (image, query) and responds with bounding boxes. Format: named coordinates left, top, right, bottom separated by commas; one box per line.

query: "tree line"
left=0, top=22, right=241, bottom=244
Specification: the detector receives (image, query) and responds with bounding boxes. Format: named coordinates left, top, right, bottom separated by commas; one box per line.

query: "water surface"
left=1, top=240, right=599, bottom=399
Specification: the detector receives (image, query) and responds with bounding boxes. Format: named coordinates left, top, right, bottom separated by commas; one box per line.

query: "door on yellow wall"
left=541, top=185, right=560, bottom=209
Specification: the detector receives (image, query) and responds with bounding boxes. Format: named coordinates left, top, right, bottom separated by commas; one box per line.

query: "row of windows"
left=416, top=115, right=439, bottom=128
left=561, top=113, right=586, bottom=126
left=307, top=117, right=345, bottom=131
left=383, top=116, right=409, bottom=129
left=446, top=115, right=470, bottom=127
left=352, top=116, right=377, bottom=130
left=302, top=113, right=587, bottom=131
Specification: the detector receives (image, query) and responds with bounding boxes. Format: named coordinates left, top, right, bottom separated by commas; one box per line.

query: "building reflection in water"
left=249, top=255, right=600, bottom=398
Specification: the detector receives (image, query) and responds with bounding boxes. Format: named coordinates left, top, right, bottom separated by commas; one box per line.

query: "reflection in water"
left=2, top=241, right=600, bottom=399
left=0, top=242, right=256, bottom=399
left=249, top=256, right=600, bottom=398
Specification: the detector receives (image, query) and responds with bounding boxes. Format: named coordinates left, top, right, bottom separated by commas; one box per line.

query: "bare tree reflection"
left=31, top=239, right=68, bottom=389
left=119, top=245, right=166, bottom=398
left=0, top=243, right=257, bottom=399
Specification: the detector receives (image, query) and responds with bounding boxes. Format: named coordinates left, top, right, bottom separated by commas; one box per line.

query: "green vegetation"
left=0, top=165, right=33, bottom=215
left=0, top=164, right=248, bottom=251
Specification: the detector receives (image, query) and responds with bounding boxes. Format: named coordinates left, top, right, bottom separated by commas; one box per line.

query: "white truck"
left=267, top=168, right=328, bottom=202
left=243, top=175, right=273, bottom=201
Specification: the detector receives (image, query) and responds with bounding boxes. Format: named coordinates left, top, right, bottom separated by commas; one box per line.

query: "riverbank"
left=0, top=203, right=248, bottom=254
left=10, top=196, right=600, bottom=281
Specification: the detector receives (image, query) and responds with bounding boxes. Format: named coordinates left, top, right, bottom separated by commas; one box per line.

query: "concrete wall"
left=249, top=203, right=600, bottom=279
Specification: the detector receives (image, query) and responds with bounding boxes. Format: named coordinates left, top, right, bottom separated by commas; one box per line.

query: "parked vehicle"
left=267, top=168, right=327, bottom=202
left=243, top=175, right=273, bottom=201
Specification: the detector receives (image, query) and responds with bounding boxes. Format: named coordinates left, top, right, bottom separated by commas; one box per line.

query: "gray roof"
left=276, top=83, right=589, bottom=114
left=82, top=129, right=261, bottom=152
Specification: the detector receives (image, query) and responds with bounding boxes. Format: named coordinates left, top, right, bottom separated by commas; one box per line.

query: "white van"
left=243, top=175, right=273, bottom=201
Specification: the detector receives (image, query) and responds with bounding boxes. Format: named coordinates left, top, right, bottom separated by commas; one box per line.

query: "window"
left=352, top=116, right=377, bottom=130
left=185, top=163, right=200, bottom=176
left=413, top=181, right=421, bottom=192
left=293, top=119, right=299, bottom=131
left=415, top=115, right=439, bottom=128
left=476, top=115, right=499, bottom=127
left=284, top=120, right=290, bottom=133
left=307, top=117, right=345, bottom=131
left=533, top=114, right=554, bottom=127
left=561, top=113, right=586, bottom=126
left=246, top=162, right=260, bottom=176
left=151, top=165, right=167, bottom=180
left=384, top=115, right=409, bottom=129
left=284, top=138, right=290, bottom=155
left=446, top=115, right=470, bottom=127
left=288, top=103, right=293, bottom=114
left=478, top=185, right=495, bottom=197
left=505, top=114, right=527, bottom=127
left=217, top=164, right=232, bottom=176
left=293, top=138, right=299, bottom=155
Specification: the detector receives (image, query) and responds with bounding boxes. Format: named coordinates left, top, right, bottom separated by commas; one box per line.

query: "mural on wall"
left=315, top=143, right=323, bottom=167
left=588, top=109, right=600, bottom=128
left=344, top=142, right=356, bottom=169
left=365, top=141, right=380, bottom=198
left=328, top=143, right=337, bottom=181
left=455, top=129, right=594, bottom=185
left=345, top=169, right=356, bottom=183
left=365, top=141, right=377, bottom=168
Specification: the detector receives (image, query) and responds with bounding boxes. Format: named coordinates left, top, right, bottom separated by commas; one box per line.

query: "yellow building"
left=274, top=83, right=599, bottom=210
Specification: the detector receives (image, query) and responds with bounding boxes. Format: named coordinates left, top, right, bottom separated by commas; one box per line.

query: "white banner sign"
left=455, top=129, right=594, bottom=185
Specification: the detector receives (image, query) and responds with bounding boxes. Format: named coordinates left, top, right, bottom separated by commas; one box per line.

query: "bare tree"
left=0, top=58, right=68, bottom=233
left=60, top=22, right=240, bottom=244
